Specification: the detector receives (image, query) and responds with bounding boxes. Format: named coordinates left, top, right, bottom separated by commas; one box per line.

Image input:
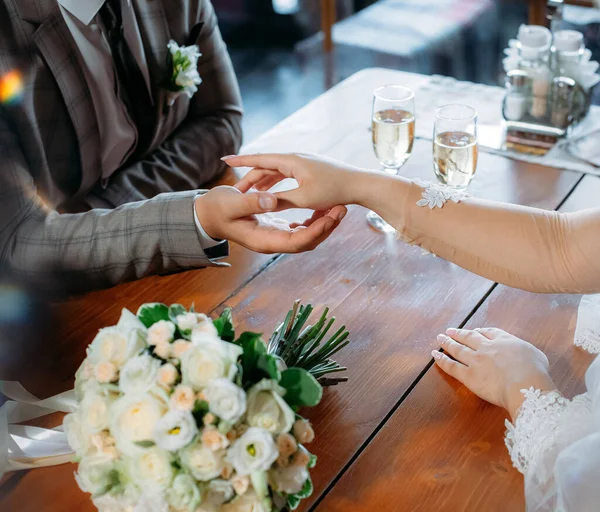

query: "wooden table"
left=2, top=68, right=599, bottom=512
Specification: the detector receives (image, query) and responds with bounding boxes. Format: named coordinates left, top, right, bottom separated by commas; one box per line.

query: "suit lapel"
left=17, top=1, right=102, bottom=195
left=130, top=0, right=175, bottom=149
left=131, top=0, right=171, bottom=100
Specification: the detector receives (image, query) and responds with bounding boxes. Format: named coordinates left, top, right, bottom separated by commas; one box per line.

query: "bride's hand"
left=432, top=328, right=557, bottom=420
left=222, top=153, right=367, bottom=211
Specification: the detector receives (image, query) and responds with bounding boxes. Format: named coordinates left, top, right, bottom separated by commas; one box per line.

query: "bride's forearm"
left=353, top=172, right=413, bottom=225
left=353, top=172, right=600, bottom=294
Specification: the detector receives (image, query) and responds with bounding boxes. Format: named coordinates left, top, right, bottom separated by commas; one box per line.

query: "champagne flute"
left=433, top=104, right=478, bottom=190
left=368, top=85, right=415, bottom=233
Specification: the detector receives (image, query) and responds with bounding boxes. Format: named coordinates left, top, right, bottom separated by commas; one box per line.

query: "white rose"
left=246, top=380, right=295, bottom=435
left=92, top=485, right=139, bottom=512
left=133, top=493, right=169, bottom=512
left=75, top=360, right=96, bottom=401
left=170, top=384, right=196, bottom=411
left=269, top=465, right=309, bottom=494
left=129, top=448, right=174, bottom=492
left=232, top=475, right=250, bottom=496
left=181, top=338, right=242, bottom=390
left=153, top=409, right=198, bottom=451
left=176, top=312, right=198, bottom=332
left=90, top=432, right=118, bottom=460
left=91, top=494, right=126, bottom=512
left=79, top=391, right=114, bottom=434
left=147, top=320, right=176, bottom=346
left=206, top=479, right=235, bottom=505
left=116, top=308, right=147, bottom=332
left=75, top=453, right=116, bottom=495
left=176, top=313, right=215, bottom=334
left=63, top=412, right=89, bottom=458
left=110, top=393, right=167, bottom=457
left=190, top=315, right=218, bottom=340
left=167, top=473, right=201, bottom=511
left=119, top=354, right=162, bottom=394
left=204, top=378, right=247, bottom=424
left=153, top=342, right=171, bottom=360
left=201, top=427, right=229, bottom=451
left=87, top=326, right=146, bottom=369
left=171, top=339, right=193, bottom=359
left=181, top=441, right=225, bottom=481
left=156, top=363, right=178, bottom=389
left=220, top=491, right=270, bottom=512
left=226, top=427, right=279, bottom=476
left=95, top=361, right=118, bottom=383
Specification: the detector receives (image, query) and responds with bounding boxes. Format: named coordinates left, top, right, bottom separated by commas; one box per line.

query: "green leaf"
left=168, top=304, right=187, bottom=324
left=296, top=476, right=313, bottom=499
left=237, top=332, right=277, bottom=386
left=258, top=354, right=280, bottom=381
left=279, top=368, right=322, bottom=408
left=134, top=440, right=155, bottom=448
left=286, top=495, right=301, bottom=510
left=192, top=400, right=210, bottom=427
left=286, top=477, right=313, bottom=509
left=214, top=308, right=235, bottom=342
left=137, top=303, right=170, bottom=328
left=308, top=453, right=317, bottom=469
left=92, top=469, right=121, bottom=498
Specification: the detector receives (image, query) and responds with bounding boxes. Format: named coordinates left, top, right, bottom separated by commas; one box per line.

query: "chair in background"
left=298, top=0, right=501, bottom=86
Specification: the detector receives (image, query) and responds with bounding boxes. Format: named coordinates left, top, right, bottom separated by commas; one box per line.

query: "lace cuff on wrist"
left=504, top=388, right=567, bottom=474
left=414, top=179, right=470, bottom=209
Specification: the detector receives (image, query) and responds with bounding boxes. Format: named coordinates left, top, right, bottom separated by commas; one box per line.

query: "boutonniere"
left=164, top=40, right=202, bottom=108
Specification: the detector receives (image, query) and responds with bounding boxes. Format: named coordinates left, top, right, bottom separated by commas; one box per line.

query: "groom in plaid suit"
left=0, top=0, right=345, bottom=294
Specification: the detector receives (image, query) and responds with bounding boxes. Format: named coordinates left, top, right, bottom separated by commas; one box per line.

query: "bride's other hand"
left=432, top=328, right=556, bottom=420
left=222, top=153, right=367, bottom=211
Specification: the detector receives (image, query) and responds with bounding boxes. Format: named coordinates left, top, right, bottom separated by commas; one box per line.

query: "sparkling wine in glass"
left=367, top=85, right=415, bottom=233
left=372, top=108, right=415, bottom=170
left=433, top=104, right=478, bottom=190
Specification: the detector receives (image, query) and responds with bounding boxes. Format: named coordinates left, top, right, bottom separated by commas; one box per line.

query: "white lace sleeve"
left=504, top=389, right=570, bottom=475
left=504, top=358, right=600, bottom=512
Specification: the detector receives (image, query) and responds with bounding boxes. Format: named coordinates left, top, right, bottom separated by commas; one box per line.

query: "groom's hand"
left=195, top=186, right=347, bottom=254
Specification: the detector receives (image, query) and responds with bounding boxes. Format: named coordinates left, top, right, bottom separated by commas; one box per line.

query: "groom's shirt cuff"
left=193, top=195, right=229, bottom=261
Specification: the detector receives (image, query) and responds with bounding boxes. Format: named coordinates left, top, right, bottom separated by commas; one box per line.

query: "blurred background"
left=215, top=0, right=600, bottom=141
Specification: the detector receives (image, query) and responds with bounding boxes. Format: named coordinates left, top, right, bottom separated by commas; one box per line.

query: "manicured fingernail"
left=221, top=155, right=236, bottom=161
left=259, top=194, right=276, bottom=210
left=431, top=350, right=443, bottom=360
left=437, top=334, right=448, bottom=344
left=446, top=328, right=458, bottom=336
left=337, top=210, right=347, bottom=221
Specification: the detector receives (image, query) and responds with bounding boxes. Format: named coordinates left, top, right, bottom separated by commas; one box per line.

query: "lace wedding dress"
left=414, top=180, right=600, bottom=512
left=503, top=295, right=600, bottom=512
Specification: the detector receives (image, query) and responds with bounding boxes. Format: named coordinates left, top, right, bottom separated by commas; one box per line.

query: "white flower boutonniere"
left=165, top=40, right=202, bottom=107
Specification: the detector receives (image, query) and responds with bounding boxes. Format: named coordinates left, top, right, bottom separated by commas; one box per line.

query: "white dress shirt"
left=58, top=0, right=224, bottom=254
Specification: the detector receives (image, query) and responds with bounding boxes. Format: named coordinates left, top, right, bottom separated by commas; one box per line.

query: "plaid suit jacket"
left=0, top=0, right=243, bottom=294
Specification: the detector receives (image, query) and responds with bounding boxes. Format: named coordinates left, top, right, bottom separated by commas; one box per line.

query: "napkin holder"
left=502, top=71, right=592, bottom=155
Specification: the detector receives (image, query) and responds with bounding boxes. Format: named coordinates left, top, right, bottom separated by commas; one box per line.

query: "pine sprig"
left=268, top=300, right=350, bottom=386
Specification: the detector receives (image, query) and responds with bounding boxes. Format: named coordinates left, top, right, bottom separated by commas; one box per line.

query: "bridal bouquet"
left=64, top=301, right=350, bottom=512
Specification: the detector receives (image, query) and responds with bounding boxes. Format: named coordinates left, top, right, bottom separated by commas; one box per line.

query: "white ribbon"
left=0, top=381, right=77, bottom=478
